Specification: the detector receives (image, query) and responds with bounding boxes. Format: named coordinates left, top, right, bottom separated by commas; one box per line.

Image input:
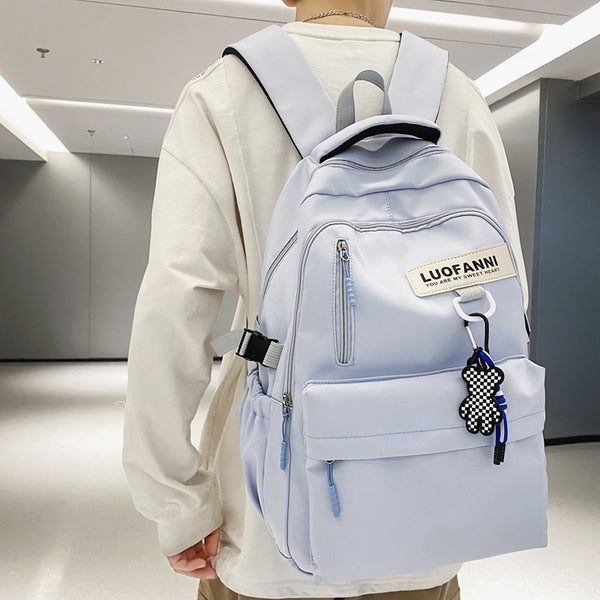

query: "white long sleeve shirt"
left=123, top=22, right=527, bottom=598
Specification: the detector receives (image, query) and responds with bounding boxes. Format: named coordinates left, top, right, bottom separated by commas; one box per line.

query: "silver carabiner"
left=464, top=321, right=478, bottom=351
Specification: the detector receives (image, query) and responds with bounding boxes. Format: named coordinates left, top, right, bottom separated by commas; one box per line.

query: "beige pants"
left=198, top=576, right=460, bottom=600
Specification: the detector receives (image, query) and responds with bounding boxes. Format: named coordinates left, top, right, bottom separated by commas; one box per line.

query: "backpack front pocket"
left=300, top=357, right=547, bottom=582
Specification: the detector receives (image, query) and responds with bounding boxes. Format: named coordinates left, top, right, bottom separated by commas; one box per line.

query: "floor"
left=0, top=362, right=598, bottom=600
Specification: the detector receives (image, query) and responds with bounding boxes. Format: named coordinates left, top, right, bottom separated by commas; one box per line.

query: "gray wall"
left=0, top=152, right=237, bottom=360
left=492, top=80, right=600, bottom=439
left=0, top=153, right=156, bottom=359
left=89, top=155, right=156, bottom=357
left=533, top=80, right=600, bottom=439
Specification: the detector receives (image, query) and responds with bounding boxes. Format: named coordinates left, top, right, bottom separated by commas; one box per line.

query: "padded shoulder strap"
left=389, top=31, right=449, bottom=122
left=223, top=25, right=336, bottom=158
left=223, top=27, right=449, bottom=154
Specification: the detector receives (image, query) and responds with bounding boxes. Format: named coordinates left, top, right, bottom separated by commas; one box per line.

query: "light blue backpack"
left=214, top=26, right=547, bottom=583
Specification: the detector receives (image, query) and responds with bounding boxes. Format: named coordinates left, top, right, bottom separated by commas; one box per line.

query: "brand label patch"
left=407, top=244, right=516, bottom=297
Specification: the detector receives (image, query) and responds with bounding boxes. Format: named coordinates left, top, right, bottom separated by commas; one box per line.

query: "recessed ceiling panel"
left=0, top=0, right=269, bottom=107
left=28, top=101, right=172, bottom=157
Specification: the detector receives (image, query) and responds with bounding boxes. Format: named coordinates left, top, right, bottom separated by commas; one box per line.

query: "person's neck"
left=295, top=2, right=377, bottom=28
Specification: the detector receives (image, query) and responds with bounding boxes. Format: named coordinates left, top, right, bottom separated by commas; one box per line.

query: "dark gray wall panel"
left=535, top=80, right=600, bottom=439
left=0, top=153, right=90, bottom=359
left=89, top=155, right=156, bottom=358
left=490, top=80, right=600, bottom=439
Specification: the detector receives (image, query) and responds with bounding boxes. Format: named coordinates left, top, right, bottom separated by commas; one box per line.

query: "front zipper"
left=335, top=240, right=356, bottom=365
left=283, top=209, right=521, bottom=402
left=326, top=460, right=341, bottom=518
left=280, top=393, right=292, bottom=470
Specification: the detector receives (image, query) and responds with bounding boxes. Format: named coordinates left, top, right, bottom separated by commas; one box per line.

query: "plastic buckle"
left=236, top=329, right=277, bottom=365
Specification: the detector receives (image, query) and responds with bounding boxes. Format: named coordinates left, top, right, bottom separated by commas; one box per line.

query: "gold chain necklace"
left=302, top=9, right=374, bottom=26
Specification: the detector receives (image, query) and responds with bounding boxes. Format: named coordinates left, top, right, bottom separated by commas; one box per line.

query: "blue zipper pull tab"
left=280, top=393, right=292, bottom=470
left=494, top=388, right=508, bottom=465
left=337, top=240, right=356, bottom=307
left=326, top=460, right=341, bottom=518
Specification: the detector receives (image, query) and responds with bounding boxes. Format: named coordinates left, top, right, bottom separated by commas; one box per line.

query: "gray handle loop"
left=336, top=70, right=392, bottom=132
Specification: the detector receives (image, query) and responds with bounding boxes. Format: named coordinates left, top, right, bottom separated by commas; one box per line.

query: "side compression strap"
left=211, top=329, right=283, bottom=369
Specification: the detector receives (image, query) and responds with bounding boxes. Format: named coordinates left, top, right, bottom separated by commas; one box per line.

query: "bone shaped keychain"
left=459, top=313, right=509, bottom=465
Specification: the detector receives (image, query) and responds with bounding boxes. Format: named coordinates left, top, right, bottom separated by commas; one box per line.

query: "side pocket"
left=238, top=368, right=271, bottom=518
left=334, top=239, right=356, bottom=365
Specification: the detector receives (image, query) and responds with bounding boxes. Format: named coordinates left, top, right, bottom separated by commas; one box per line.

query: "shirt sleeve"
left=439, top=67, right=529, bottom=309
left=122, top=74, right=242, bottom=556
left=464, top=80, right=529, bottom=309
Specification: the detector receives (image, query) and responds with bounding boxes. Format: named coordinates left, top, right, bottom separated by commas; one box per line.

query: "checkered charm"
left=459, top=361, right=505, bottom=436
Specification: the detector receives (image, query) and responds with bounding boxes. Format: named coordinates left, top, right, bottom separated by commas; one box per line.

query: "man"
left=123, top=2, right=527, bottom=599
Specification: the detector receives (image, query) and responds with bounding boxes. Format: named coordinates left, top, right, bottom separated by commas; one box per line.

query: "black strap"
left=320, top=122, right=441, bottom=162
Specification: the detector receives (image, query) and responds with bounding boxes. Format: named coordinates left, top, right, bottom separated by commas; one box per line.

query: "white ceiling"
left=1, top=0, right=598, bottom=160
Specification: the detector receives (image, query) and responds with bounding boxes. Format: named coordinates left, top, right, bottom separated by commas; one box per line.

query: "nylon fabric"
left=225, top=27, right=447, bottom=156
left=211, top=329, right=247, bottom=357
left=226, top=25, right=546, bottom=584
left=336, top=70, right=392, bottom=132
left=236, top=112, right=547, bottom=582
left=388, top=32, right=448, bottom=121
left=224, top=26, right=336, bottom=157
left=455, top=286, right=486, bottom=302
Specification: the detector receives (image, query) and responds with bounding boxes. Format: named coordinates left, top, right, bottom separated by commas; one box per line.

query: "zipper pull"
left=326, top=460, right=341, bottom=518
left=337, top=240, right=356, bottom=307
left=280, top=393, right=292, bottom=470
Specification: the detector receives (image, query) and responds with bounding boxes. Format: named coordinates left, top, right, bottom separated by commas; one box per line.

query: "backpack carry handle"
left=314, top=114, right=441, bottom=163
left=336, top=70, right=392, bottom=132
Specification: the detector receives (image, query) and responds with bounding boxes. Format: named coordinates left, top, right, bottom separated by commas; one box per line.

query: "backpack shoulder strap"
left=223, top=27, right=449, bottom=155
left=388, top=31, right=448, bottom=122
left=223, top=25, right=336, bottom=158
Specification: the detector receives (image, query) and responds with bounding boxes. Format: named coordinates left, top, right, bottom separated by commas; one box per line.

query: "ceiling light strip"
left=388, top=6, right=538, bottom=34
left=26, top=97, right=174, bottom=116
left=0, top=75, right=69, bottom=160
left=476, top=2, right=600, bottom=98
left=78, top=0, right=539, bottom=35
